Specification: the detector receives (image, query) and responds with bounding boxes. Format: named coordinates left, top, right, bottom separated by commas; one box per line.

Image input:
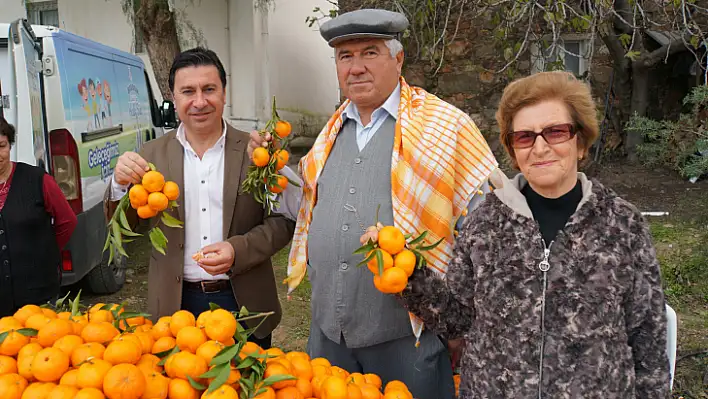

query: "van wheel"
left=86, top=249, right=126, bottom=294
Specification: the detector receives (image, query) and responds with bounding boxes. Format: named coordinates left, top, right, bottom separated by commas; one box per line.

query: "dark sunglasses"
left=509, top=123, right=577, bottom=149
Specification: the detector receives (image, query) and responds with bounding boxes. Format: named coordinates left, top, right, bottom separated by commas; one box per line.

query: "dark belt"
left=183, top=279, right=231, bottom=293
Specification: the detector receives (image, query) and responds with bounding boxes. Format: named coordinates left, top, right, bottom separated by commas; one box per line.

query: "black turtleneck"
left=521, top=180, right=583, bottom=244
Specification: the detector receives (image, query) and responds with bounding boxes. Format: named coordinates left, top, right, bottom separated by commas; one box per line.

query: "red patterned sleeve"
left=43, top=174, right=78, bottom=248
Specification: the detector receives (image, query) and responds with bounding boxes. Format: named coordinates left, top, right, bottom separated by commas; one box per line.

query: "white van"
left=0, top=19, right=177, bottom=294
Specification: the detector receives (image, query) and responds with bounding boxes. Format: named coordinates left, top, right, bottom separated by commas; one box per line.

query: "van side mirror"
left=161, top=100, right=179, bottom=129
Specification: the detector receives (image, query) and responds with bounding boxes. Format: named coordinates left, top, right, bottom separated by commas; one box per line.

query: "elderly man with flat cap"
left=250, top=9, right=498, bottom=399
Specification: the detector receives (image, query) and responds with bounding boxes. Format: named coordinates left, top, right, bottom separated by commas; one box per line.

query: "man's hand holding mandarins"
left=115, top=151, right=150, bottom=186
left=197, top=241, right=236, bottom=276
left=247, top=130, right=281, bottom=159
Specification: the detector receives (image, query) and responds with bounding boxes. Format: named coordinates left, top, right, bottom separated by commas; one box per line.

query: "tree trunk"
left=625, top=64, right=651, bottom=160
left=134, top=0, right=181, bottom=101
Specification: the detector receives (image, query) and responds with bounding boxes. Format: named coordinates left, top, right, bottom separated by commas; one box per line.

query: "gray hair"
left=384, top=39, right=404, bottom=57
left=334, top=38, right=404, bottom=58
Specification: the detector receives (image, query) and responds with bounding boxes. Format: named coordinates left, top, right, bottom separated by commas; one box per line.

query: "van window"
left=144, top=70, right=161, bottom=132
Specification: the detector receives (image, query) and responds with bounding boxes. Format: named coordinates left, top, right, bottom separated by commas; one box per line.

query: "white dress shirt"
left=111, top=121, right=229, bottom=282
left=342, top=83, right=401, bottom=151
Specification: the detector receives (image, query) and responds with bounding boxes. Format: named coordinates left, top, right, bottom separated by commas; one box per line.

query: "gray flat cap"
left=320, top=9, right=409, bottom=47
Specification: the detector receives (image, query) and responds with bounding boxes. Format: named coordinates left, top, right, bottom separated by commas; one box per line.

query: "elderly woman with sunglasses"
left=395, top=71, right=670, bottom=398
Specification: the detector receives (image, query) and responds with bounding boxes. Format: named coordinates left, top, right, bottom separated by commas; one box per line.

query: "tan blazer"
left=104, top=125, right=295, bottom=338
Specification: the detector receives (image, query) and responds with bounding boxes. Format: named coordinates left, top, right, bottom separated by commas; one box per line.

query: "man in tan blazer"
left=104, top=47, right=295, bottom=348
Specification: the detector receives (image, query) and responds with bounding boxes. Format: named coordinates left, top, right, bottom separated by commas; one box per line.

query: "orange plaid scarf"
left=286, top=77, right=498, bottom=342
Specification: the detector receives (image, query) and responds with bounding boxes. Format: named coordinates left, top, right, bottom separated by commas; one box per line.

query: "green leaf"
left=625, top=50, right=641, bottom=61
left=407, top=231, right=429, bottom=246
left=111, top=222, right=125, bottom=256
left=101, top=304, right=114, bottom=311
left=356, top=250, right=376, bottom=267
left=187, top=375, right=206, bottom=391
left=149, top=228, right=167, bottom=255
left=161, top=212, right=184, bottom=229
left=235, top=356, right=257, bottom=370
left=156, top=347, right=180, bottom=365
left=199, top=363, right=230, bottom=379
left=110, top=234, right=129, bottom=258
left=148, top=162, right=157, bottom=171
left=619, top=33, right=632, bottom=48
left=107, top=246, right=114, bottom=270
left=210, top=344, right=241, bottom=366
left=102, top=234, right=111, bottom=253
left=260, top=374, right=298, bottom=388
left=690, top=35, right=700, bottom=49
left=119, top=227, right=141, bottom=237
left=353, top=242, right=375, bottom=255
left=55, top=291, right=71, bottom=309
left=16, top=328, right=38, bottom=337
left=415, top=251, right=425, bottom=270
left=0, top=331, right=8, bottom=345
left=119, top=209, right=132, bottom=231
left=239, top=376, right=255, bottom=392
left=375, top=249, right=384, bottom=276
left=234, top=324, right=247, bottom=344
left=207, top=362, right=233, bottom=393
left=238, top=306, right=249, bottom=317
left=71, top=290, right=82, bottom=317
left=209, top=302, right=222, bottom=311
left=417, top=237, right=445, bottom=251
left=116, top=312, right=150, bottom=320
left=111, top=304, right=125, bottom=319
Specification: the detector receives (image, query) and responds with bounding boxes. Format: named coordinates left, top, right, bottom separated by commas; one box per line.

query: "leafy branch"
left=240, top=96, right=300, bottom=215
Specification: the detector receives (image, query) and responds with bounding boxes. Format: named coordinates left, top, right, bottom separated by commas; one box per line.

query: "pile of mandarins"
left=0, top=300, right=416, bottom=399
left=356, top=224, right=443, bottom=295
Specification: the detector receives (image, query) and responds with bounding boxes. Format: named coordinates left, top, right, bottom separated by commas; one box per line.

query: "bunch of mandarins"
left=0, top=294, right=415, bottom=399
left=105, top=163, right=183, bottom=259
left=242, top=96, right=299, bottom=213
left=355, top=221, right=444, bottom=295
left=128, top=169, right=180, bottom=220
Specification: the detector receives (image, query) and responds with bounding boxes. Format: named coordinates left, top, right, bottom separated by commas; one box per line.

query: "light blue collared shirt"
left=342, top=83, right=401, bottom=151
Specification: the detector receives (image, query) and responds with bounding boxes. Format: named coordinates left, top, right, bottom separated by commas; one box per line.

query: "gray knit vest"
left=307, top=116, right=413, bottom=348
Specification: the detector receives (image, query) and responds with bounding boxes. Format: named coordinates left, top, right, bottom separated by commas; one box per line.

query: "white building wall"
left=268, top=0, right=338, bottom=119
left=56, top=0, right=133, bottom=51
left=1, top=0, right=27, bottom=21
left=0, top=0, right=339, bottom=133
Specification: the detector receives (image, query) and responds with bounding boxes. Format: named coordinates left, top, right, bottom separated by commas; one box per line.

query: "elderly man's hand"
left=247, top=130, right=281, bottom=159
left=359, top=222, right=385, bottom=245
left=197, top=241, right=235, bottom=276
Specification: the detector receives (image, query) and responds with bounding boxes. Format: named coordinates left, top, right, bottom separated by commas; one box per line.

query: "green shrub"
left=628, top=85, right=708, bottom=179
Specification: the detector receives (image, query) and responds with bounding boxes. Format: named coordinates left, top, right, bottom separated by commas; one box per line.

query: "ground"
left=64, top=160, right=708, bottom=398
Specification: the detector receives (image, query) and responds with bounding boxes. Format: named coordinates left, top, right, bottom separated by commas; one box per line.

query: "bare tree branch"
left=639, top=34, right=691, bottom=68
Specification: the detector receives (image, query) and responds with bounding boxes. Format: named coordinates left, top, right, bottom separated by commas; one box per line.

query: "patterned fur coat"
left=400, top=172, right=670, bottom=398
